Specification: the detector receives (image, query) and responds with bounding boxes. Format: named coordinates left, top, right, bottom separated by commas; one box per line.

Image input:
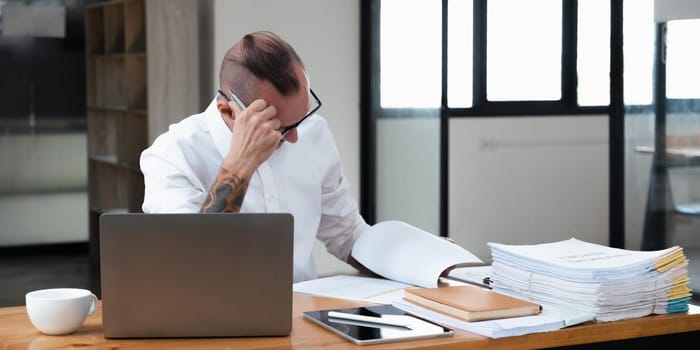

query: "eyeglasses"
left=217, top=87, right=322, bottom=137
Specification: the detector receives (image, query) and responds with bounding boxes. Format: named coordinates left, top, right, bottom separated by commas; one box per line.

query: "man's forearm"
left=201, top=168, right=249, bottom=213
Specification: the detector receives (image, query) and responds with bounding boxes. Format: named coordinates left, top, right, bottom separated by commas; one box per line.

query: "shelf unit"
left=85, top=0, right=146, bottom=218
left=85, top=0, right=147, bottom=294
left=84, top=0, right=204, bottom=295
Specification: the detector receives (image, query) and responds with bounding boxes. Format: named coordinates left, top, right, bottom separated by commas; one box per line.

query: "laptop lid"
left=99, top=212, right=294, bottom=338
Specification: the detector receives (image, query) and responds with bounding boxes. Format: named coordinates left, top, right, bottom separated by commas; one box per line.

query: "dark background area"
left=0, top=0, right=97, bottom=132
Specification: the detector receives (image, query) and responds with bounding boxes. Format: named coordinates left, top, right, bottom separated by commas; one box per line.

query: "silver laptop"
left=99, top=212, right=294, bottom=338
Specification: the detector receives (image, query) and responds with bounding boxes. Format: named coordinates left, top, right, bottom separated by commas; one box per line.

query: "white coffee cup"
left=25, top=288, right=98, bottom=335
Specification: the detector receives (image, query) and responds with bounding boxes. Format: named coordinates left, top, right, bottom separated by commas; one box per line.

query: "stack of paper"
left=488, top=238, right=692, bottom=322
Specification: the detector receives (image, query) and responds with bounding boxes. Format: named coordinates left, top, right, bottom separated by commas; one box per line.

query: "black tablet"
left=303, top=304, right=453, bottom=345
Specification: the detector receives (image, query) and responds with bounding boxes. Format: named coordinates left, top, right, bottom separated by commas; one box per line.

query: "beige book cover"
left=404, top=284, right=541, bottom=322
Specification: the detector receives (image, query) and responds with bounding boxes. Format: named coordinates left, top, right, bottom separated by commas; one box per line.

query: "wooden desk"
left=2, top=293, right=700, bottom=349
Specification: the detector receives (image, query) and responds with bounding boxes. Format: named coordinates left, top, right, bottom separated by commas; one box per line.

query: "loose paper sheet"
left=352, top=221, right=483, bottom=288
left=293, top=274, right=412, bottom=304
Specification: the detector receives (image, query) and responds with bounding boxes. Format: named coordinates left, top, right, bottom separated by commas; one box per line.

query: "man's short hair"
left=219, top=31, right=304, bottom=102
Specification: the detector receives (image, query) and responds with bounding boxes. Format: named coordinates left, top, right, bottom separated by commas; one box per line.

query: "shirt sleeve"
left=140, top=137, right=208, bottom=213
left=314, top=127, right=370, bottom=262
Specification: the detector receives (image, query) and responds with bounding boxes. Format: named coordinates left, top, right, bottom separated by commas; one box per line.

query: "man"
left=140, top=31, right=369, bottom=283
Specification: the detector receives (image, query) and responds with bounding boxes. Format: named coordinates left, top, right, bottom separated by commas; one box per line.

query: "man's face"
left=257, top=96, right=307, bottom=145
left=256, top=64, right=311, bottom=145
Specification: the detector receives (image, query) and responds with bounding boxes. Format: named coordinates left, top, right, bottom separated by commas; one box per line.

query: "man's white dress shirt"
left=140, top=99, right=369, bottom=282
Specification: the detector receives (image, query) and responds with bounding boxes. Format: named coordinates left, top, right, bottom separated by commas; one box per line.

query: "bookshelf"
left=84, top=0, right=203, bottom=295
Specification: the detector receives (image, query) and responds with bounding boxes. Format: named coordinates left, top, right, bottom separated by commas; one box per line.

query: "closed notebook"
left=403, top=284, right=541, bottom=322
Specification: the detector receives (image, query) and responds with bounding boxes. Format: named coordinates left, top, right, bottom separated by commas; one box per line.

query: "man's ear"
left=216, top=98, right=235, bottom=119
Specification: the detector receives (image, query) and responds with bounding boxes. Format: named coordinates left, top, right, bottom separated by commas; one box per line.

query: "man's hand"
left=224, top=98, right=282, bottom=179
left=201, top=98, right=281, bottom=213
left=347, top=254, right=379, bottom=277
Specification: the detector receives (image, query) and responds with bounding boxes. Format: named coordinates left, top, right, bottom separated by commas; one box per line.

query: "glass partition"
left=626, top=0, right=700, bottom=297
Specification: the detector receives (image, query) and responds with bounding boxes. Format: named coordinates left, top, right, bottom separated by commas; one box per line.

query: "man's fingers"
left=247, top=99, right=270, bottom=114
left=230, top=98, right=281, bottom=151
left=229, top=101, right=242, bottom=117
left=232, top=98, right=270, bottom=121
left=267, top=116, right=281, bottom=131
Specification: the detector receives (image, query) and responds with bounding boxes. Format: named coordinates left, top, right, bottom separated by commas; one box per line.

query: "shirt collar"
left=204, top=97, right=232, bottom=159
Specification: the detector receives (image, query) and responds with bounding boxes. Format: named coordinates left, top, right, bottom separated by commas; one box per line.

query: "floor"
left=0, top=244, right=93, bottom=307
left=1, top=244, right=699, bottom=308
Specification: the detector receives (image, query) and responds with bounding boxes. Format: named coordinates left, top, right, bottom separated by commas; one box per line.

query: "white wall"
left=655, top=0, right=700, bottom=22
left=211, top=0, right=360, bottom=199
left=375, top=116, right=611, bottom=262
left=376, top=117, right=441, bottom=234
left=375, top=113, right=694, bottom=261
left=448, top=116, right=609, bottom=261
left=212, top=0, right=360, bottom=275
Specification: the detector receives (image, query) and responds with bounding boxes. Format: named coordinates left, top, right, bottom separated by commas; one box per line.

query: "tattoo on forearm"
left=200, top=170, right=248, bottom=213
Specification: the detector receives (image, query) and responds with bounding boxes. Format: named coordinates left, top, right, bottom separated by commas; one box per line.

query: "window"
left=623, top=0, right=654, bottom=106
left=447, top=0, right=473, bottom=108
left=363, top=0, right=624, bottom=230
left=666, top=19, right=700, bottom=99
left=365, top=0, right=700, bottom=243
left=377, top=0, right=613, bottom=116
left=577, top=0, right=610, bottom=106
left=380, top=0, right=441, bottom=108
left=622, top=1, right=700, bottom=103
left=486, top=0, right=561, bottom=101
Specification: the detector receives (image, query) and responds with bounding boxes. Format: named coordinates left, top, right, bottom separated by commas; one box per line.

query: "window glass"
left=577, top=0, right=610, bottom=106
left=623, top=0, right=654, bottom=105
left=447, top=0, right=473, bottom=108
left=666, top=19, right=700, bottom=99
left=380, top=0, right=441, bottom=108
left=486, top=0, right=562, bottom=101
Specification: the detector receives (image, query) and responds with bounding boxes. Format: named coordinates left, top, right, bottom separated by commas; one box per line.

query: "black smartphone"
left=303, top=304, right=453, bottom=345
